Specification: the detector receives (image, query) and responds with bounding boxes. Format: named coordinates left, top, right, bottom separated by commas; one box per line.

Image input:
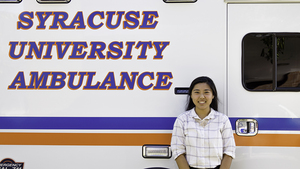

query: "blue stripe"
left=0, top=117, right=300, bottom=130
left=230, top=118, right=300, bottom=131
left=0, top=117, right=176, bottom=130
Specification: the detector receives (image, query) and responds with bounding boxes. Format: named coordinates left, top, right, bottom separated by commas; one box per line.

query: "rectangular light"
left=0, top=0, right=21, bottom=2
left=174, top=87, right=189, bottom=95
left=142, top=145, right=172, bottom=158
left=36, top=0, right=70, bottom=3
left=163, top=0, right=197, bottom=3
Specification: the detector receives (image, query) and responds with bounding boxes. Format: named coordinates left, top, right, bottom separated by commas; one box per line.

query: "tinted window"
left=242, top=33, right=300, bottom=91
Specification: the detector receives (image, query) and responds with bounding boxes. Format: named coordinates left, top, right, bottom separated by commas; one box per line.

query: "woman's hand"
left=220, top=154, right=233, bottom=169
left=175, top=154, right=190, bottom=169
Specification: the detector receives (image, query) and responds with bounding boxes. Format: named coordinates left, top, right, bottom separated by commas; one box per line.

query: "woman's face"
left=191, top=83, right=214, bottom=113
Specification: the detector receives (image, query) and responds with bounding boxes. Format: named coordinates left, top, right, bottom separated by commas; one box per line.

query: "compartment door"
left=227, top=3, right=300, bottom=169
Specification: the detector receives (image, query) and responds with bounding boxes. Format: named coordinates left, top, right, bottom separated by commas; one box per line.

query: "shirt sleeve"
left=221, top=117, right=236, bottom=159
left=171, top=116, right=186, bottom=160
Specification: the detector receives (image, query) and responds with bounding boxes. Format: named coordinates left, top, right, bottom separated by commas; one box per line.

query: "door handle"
left=236, top=119, right=258, bottom=136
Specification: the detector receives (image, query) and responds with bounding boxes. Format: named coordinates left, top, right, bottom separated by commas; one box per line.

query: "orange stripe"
left=1, top=133, right=300, bottom=147
left=0, top=133, right=172, bottom=146
left=234, top=133, right=300, bottom=147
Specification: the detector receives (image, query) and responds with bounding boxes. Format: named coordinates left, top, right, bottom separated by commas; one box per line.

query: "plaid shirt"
left=171, top=108, right=235, bottom=168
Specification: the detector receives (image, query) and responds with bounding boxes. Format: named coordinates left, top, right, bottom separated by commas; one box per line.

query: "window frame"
left=242, top=32, right=300, bottom=92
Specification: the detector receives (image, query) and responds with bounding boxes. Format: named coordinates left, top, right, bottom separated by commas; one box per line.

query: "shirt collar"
left=191, top=108, right=216, bottom=120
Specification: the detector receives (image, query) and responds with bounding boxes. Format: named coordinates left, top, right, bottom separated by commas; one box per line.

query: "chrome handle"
left=236, top=119, right=258, bottom=136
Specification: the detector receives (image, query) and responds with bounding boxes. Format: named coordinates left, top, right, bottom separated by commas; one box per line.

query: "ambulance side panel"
left=0, top=0, right=227, bottom=169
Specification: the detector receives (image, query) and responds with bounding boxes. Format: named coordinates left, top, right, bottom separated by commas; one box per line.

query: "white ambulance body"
left=0, top=0, right=299, bottom=169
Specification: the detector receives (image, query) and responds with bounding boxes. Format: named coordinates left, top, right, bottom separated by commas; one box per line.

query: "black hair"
left=186, top=76, right=218, bottom=111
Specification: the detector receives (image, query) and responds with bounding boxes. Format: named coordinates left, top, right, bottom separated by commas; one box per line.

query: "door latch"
left=236, top=119, right=258, bottom=136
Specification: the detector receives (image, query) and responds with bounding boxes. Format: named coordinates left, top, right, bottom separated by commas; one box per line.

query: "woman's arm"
left=220, top=117, right=235, bottom=169
left=175, top=154, right=190, bottom=169
left=220, top=154, right=233, bottom=169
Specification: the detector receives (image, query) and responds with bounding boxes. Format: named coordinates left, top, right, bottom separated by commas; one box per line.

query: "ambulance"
left=0, top=0, right=299, bottom=168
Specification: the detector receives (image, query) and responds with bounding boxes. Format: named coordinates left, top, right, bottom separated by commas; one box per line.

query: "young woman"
left=171, top=76, right=235, bottom=169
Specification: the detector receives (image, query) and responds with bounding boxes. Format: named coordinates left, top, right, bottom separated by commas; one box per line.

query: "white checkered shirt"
left=171, top=108, right=235, bottom=168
